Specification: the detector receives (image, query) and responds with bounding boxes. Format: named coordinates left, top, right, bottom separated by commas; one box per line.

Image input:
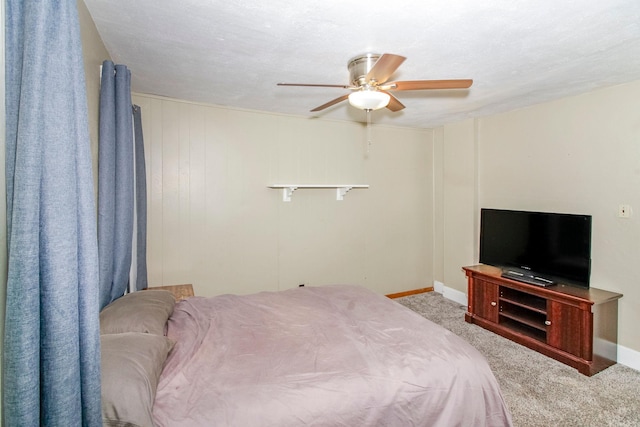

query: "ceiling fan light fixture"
left=348, top=90, right=390, bottom=111
left=280, top=53, right=473, bottom=114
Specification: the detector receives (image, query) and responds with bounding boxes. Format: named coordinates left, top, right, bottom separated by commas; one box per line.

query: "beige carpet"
left=396, top=292, right=640, bottom=427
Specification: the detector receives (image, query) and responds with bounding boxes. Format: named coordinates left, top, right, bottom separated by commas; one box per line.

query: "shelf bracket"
left=269, top=184, right=368, bottom=202
left=282, top=186, right=297, bottom=202
left=336, top=186, right=353, bottom=201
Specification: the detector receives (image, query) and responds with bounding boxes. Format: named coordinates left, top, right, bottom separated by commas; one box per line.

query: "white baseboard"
left=435, top=280, right=640, bottom=372
left=433, top=280, right=445, bottom=294
left=618, top=345, right=640, bottom=372
left=434, top=281, right=467, bottom=307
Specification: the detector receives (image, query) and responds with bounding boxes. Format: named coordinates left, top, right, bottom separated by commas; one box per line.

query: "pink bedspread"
left=153, top=285, right=512, bottom=426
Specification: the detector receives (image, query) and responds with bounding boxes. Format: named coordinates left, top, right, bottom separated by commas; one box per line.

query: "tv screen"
left=479, top=209, right=592, bottom=288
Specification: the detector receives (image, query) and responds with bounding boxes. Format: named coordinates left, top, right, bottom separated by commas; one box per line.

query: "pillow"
left=101, top=332, right=174, bottom=427
left=100, top=290, right=176, bottom=336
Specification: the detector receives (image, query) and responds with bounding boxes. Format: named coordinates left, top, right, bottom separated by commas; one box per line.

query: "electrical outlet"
left=618, top=204, right=632, bottom=218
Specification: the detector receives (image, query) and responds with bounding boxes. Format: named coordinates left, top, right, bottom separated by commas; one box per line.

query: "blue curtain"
left=4, top=0, right=102, bottom=425
left=133, top=106, right=148, bottom=292
left=98, top=61, right=148, bottom=308
left=98, top=60, right=133, bottom=308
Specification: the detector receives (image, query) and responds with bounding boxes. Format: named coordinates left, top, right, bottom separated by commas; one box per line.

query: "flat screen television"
left=479, top=208, right=592, bottom=288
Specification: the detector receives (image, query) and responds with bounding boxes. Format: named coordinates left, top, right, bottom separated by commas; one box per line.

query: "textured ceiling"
left=83, top=0, right=640, bottom=129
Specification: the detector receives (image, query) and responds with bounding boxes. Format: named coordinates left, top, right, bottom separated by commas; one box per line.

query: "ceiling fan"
left=278, top=53, right=473, bottom=112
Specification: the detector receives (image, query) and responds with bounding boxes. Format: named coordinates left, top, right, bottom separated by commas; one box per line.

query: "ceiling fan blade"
left=278, top=83, right=353, bottom=89
left=366, top=54, right=406, bottom=84
left=310, top=94, right=349, bottom=112
left=385, top=92, right=405, bottom=112
left=384, top=79, right=473, bottom=91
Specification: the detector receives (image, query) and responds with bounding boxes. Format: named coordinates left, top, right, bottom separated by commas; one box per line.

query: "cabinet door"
left=472, top=279, right=500, bottom=323
left=547, top=300, right=588, bottom=359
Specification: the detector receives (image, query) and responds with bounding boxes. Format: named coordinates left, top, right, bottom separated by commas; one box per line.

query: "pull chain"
left=366, top=109, right=372, bottom=155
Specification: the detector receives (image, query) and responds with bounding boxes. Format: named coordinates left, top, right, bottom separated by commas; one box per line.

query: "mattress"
left=152, top=284, right=512, bottom=426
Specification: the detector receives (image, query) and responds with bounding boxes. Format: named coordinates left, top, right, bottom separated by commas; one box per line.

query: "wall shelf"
left=268, top=184, right=369, bottom=201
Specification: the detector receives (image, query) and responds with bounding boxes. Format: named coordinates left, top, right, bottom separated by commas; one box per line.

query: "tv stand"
left=463, top=265, right=623, bottom=376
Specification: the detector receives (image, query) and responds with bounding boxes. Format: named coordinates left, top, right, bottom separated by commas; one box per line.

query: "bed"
left=99, top=285, right=512, bottom=427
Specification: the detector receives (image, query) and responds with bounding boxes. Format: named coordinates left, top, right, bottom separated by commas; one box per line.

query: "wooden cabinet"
left=471, top=278, right=499, bottom=323
left=547, top=300, right=586, bottom=358
left=463, top=265, right=622, bottom=376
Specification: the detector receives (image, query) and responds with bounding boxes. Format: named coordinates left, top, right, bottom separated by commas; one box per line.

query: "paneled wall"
left=133, top=94, right=434, bottom=297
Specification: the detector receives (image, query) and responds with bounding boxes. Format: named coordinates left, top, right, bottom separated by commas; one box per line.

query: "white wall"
left=441, top=119, right=478, bottom=292
left=440, top=80, right=640, bottom=357
left=133, top=94, right=435, bottom=297
left=77, top=0, right=111, bottom=195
